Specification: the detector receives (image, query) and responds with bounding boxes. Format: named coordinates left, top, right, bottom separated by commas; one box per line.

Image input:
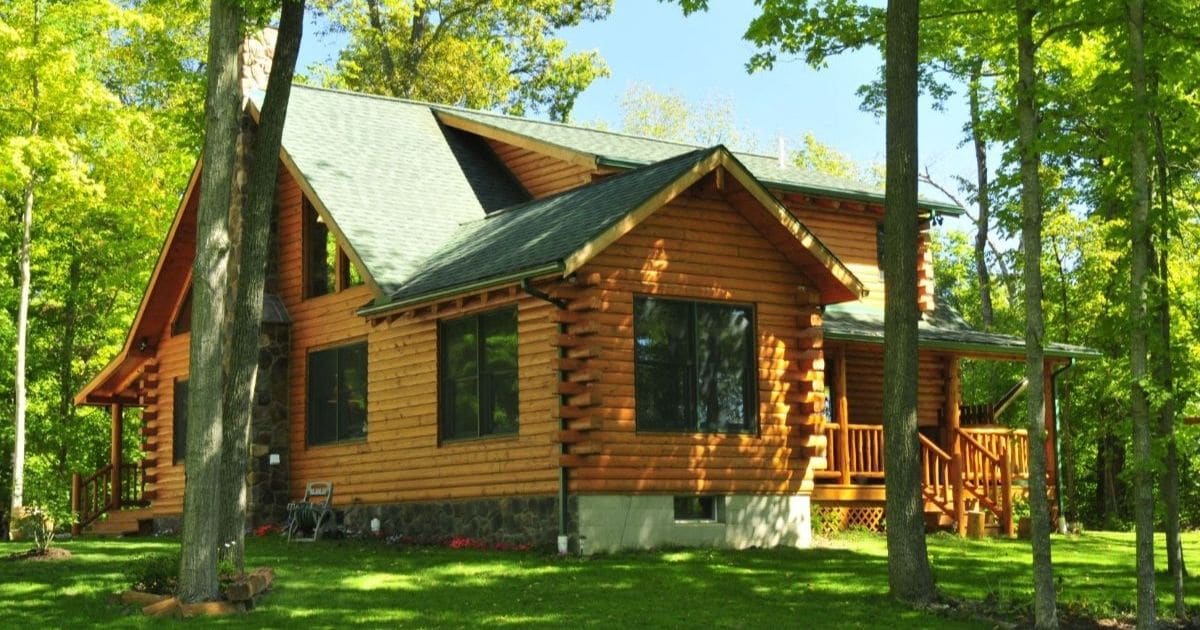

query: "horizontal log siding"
left=839, top=342, right=946, bottom=428
left=780, top=198, right=936, bottom=312
left=486, top=139, right=593, bottom=198
left=570, top=191, right=825, bottom=495
left=142, top=332, right=189, bottom=513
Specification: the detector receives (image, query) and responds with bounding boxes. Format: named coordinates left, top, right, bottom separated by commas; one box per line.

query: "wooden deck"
left=814, top=424, right=1034, bottom=535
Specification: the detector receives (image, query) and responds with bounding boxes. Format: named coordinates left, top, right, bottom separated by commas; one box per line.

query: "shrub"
left=15, top=505, right=73, bottom=554
left=129, top=551, right=180, bottom=595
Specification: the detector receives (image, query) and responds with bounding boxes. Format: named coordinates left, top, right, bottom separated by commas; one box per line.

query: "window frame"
left=632, top=295, right=759, bottom=435
left=173, top=379, right=188, bottom=465
left=437, top=306, right=520, bottom=444
left=302, top=197, right=363, bottom=299
left=305, top=340, right=369, bottom=447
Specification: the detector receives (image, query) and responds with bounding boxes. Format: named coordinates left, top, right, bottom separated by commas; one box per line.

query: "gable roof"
left=434, top=107, right=964, bottom=216
left=276, top=87, right=528, bottom=296
left=824, top=303, right=1100, bottom=359
left=362, top=146, right=867, bottom=315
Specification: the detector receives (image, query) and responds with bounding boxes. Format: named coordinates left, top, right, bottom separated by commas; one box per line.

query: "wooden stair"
left=84, top=507, right=153, bottom=537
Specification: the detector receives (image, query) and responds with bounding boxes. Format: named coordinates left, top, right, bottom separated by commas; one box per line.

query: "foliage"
left=2, top=533, right=1198, bottom=626
left=310, top=0, right=612, bottom=120
left=129, top=550, right=180, bottom=595
left=13, top=504, right=71, bottom=554
left=0, top=0, right=206, bottom=527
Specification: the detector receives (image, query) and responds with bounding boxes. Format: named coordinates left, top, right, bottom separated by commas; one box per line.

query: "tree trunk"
left=178, top=0, right=242, bottom=603
left=9, top=0, right=40, bottom=540
left=1124, top=0, right=1157, bottom=626
left=1015, top=1, right=1057, bottom=627
left=967, top=59, right=994, bottom=329
left=365, top=0, right=400, bottom=95
left=218, top=0, right=305, bottom=571
left=1150, top=79, right=1186, bottom=617
left=881, top=0, right=935, bottom=605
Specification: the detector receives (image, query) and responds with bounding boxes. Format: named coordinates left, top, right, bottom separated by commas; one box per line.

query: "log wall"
left=562, top=189, right=827, bottom=495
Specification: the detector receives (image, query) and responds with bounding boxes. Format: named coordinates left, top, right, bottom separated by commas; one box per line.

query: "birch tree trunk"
left=881, top=0, right=935, bottom=605
left=1124, top=0, right=1157, bottom=626
left=219, top=0, right=305, bottom=571
left=9, top=0, right=40, bottom=541
left=178, top=0, right=242, bottom=603
left=1015, top=1, right=1057, bottom=626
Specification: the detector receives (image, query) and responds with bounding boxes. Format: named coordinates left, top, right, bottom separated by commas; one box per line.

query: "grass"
left=0, top=531, right=1197, bottom=628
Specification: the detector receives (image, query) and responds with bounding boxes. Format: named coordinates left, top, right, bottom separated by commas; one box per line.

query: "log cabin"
left=72, top=84, right=1095, bottom=551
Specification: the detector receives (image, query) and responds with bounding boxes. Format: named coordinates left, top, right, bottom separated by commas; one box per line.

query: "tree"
left=1014, top=0, right=1057, bottom=625
left=880, top=0, right=936, bottom=604
left=314, top=0, right=611, bottom=120
left=1124, top=0, right=1156, bottom=624
left=178, top=0, right=242, bottom=603
left=218, top=0, right=306, bottom=571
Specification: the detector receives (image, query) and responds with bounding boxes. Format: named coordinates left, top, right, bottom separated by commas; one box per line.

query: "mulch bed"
left=5, top=547, right=72, bottom=562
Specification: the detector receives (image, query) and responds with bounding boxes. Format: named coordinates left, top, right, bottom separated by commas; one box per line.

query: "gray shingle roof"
left=433, top=107, right=964, bottom=215
left=279, top=86, right=527, bottom=295
left=824, top=303, right=1099, bottom=358
left=382, top=147, right=719, bottom=307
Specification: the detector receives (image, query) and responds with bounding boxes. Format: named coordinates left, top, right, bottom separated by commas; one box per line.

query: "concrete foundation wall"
left=577, top=494, right=812, bottom=554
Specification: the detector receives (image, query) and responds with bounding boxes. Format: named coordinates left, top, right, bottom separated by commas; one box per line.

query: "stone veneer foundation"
left=343, top=496, right=577, bottom=548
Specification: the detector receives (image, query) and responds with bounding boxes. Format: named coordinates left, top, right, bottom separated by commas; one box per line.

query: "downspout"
left=520, top=278, right=571, bottom=549
left=1051, top=358, right=1074, bottom=534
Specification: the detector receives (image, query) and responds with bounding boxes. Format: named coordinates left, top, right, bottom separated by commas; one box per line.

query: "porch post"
left=944, top=355, right=965, bottom=535
left=110, top=403, right=123, bottom=510
left=836, top=348, right=850, bottom=485
left=1043, top=358, right=1057, bottom=507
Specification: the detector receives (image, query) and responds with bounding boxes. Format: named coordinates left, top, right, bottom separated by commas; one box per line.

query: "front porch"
left=813, top=345, right=1062, bottom=537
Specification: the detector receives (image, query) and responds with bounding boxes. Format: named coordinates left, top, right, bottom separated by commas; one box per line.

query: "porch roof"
left=823, top=303, right=1100, bottom=359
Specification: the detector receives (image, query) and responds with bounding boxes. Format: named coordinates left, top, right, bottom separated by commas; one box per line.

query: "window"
left=674, top=496, right=722, bottom=522
left=306, top=342, right=368, bottom=445
left=634, top=296, right=756, bottom=433
left=304, top=197, right=364, bottom=298
left=172, top=288, right=192, bottom=336
left=439, top=308, right=518, bottom=441
left=173, top=380, right=188, bottom=464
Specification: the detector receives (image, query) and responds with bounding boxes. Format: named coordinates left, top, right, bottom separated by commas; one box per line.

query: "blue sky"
left=296, top=1, right=979, bottom=230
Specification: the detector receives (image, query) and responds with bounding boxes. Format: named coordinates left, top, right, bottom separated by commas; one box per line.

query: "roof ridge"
left=294, top=84, right=836, bottom=177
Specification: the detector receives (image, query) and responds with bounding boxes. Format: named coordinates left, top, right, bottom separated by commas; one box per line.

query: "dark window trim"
left=171, top=287, right=193, bottom=337
left=172, top=378, right=188, bottom=465
left=305, top=339, right=369, bottom=447
left=303, top=196, right=363, bottom=299
left=633, top=295, right=759, bottom=436
left=437, top=306, right=520, bottom=444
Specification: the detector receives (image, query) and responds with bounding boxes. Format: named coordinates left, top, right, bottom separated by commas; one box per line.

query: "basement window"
left=673, top=496, right=722, bottom=523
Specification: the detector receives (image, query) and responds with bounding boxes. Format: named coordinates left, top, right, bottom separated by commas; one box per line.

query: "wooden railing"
left=957, top=428, right=1014, bottom=536
left=917, top=434, right=957, bottom=520
left=962, top=427, right=1030, bottom=480
left=817, top=424, right=885, bottom=481
left=73, top=464, right=114, bottom=532
left=70, top=462, right=146, bottom=534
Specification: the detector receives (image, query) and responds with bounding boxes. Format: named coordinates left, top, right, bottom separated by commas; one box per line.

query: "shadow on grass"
left=0, top=538, right=981, bottom=629
left=5, top=531, right=1195, bottom=628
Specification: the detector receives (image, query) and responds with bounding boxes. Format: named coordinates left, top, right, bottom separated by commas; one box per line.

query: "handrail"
left=917, top=434, right=955, bottom=521
left=992, top=377, right=1029, bottom=420
left=958, top=427, right=1001, bottom=460
left=845, top=424, right=885, bottom=478
left=956, top=427, right=1015, bottom=536
left=76, top=464, right=115, bottom=530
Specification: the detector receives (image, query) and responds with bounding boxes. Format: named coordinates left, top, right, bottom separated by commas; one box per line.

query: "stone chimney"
left=240, top=27, right=278, bottom=97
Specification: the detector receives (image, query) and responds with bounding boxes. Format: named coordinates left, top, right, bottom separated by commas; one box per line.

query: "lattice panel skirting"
left=814, top=505, right=886, bottom=535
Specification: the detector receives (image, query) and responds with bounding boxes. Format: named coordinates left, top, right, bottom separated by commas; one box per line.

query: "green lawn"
left=1, top=531, right=1196, bottom=628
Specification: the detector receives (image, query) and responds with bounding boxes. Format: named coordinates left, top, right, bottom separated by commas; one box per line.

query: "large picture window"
left=439, top=308, right=519, bottom=441
left=307, top=342, right=368, bottom=445
left=634, top=296, right=757, bottom=433
left=173, top=379, right=188, bottom=464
